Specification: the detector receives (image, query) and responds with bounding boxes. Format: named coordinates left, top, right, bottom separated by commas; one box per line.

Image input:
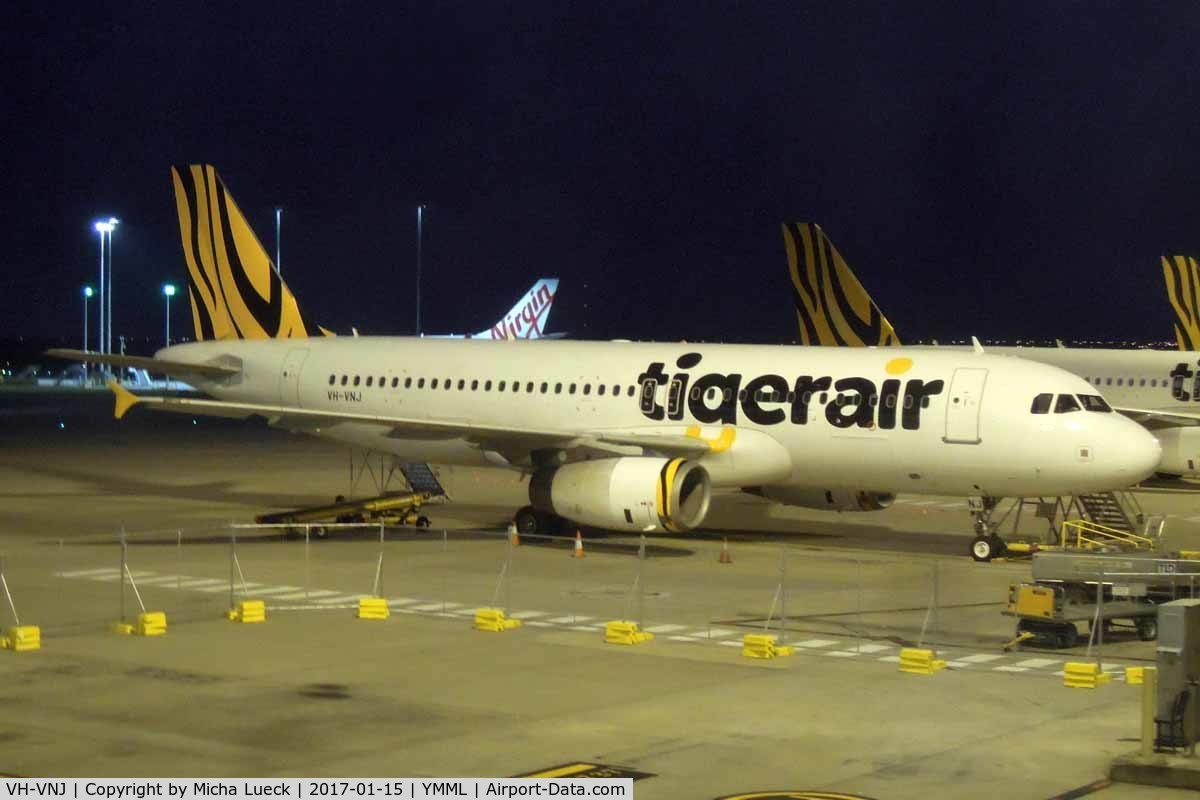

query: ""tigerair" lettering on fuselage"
left=636, top=353, right=944, bottom=430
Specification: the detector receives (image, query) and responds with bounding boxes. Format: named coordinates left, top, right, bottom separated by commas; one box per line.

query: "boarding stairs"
left=1076, top=492, right=1137, bottom=533
left=1064, top=491, right=1164, bottom=552
left=400, top=462, right=447, bottom=497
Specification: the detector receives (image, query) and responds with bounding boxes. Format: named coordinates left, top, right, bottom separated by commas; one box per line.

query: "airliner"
left=782, top=222, right=1200, bottom=479
left=49, top=167, right=1162, bottom=550
left=428, top=278, right=560, bottom=340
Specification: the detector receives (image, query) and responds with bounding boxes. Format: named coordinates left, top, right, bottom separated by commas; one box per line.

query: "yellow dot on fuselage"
left=885, top=357, right=913, bottom=375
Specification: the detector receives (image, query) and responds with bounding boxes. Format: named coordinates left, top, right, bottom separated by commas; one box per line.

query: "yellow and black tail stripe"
left=172, top=164, right=330, bottom=341
left=782, top=222, right=900, bottom=347
left=655, top=457, right=688, bottom=533
left=1163, top=254, right=1200, bottom=351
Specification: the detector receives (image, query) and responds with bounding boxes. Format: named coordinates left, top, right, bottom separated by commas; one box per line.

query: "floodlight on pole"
left=106, top=219, right=118, bottom=361
left=416, top=204, right=424, bottom=335
left=82, top=285, right=94, bottom=353
left=92, top=217, right=118, bottom=360
left=163, top=283, right=176, bottom=345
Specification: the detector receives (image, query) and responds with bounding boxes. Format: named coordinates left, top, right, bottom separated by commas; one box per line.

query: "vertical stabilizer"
left=1162, top=254, right=1200, bottom=351
left=171, top=164, right=331, bottom=341
left=781, top=223, right=900, bottom=346
left=473, top=278, right=559, bottom=339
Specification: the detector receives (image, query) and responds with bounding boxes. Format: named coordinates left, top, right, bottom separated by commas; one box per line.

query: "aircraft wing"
left=107, top=381, right=711, bottom=460
left=46, top=349, right=240, bottom=379
left=1113, top=406, right=1200, bottom=427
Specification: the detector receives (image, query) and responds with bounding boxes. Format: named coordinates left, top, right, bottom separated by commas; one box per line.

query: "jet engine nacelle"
left=752, top=486, right=896, bottom=512
left=530, top=457, right=712, bottom=533
left=1152, top=427, right=1200, bottom=478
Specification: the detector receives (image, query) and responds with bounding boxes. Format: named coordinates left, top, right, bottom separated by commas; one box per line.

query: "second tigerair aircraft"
left=781, top=222, right=1200, bottom=481
left=57, top=166, right=1163, bottom=548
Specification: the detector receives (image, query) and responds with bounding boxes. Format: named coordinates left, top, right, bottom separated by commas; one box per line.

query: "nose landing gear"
left=968, top=496, right=1007, bottom=562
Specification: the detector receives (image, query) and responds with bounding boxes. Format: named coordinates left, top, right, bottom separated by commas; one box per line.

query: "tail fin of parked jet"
left=471, top=278, right=559, bottom=339
left=171, top=164, right=332, bottom=341
left=1162, top=254, right=1200, bottom=351
left=782, top=223, right=900, bottom=346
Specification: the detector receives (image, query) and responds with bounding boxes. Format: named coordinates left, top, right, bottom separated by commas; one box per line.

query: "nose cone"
left=1113, top=419, right=1162, bottom=484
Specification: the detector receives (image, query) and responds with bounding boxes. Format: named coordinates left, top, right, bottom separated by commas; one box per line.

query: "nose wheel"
left=970, top=534, right=1007, bottom=562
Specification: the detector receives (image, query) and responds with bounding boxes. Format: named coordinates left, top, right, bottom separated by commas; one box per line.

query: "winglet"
left=971, top=336, right=985, bottom=354
left=107, top=379, right=141, bottom=420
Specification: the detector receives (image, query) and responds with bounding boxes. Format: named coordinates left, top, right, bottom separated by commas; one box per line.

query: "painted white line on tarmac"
left=271, top=589, right=341, bottom=601
left=794, top=638, right=840, bottom=648
left=57, top=568, right=120, bottom=578
left=246, top=585, right=304, bottom=596
left=958, top=653, right=1005, bottom=663
left=1013, top=658, right=1060, bottom=669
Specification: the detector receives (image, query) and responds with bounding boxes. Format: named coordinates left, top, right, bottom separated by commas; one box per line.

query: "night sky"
left=7, top=3, right=1200, bottom=350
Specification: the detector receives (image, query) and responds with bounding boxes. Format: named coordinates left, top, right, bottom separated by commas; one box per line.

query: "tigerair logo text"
left=1170, top=361, right=1200, bottom=401
left=637, top=353, right=944, bottom=429
left=488, top=283, right=554, bottom=340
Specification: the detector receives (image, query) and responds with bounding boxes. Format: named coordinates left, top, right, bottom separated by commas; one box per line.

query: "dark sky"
left=7, top=2, right=1200, bottom=350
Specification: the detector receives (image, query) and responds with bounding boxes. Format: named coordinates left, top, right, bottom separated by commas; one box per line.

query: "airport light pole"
left=275, top=207, right=282, bottom=274
left=415, top=204, right=424, bottom=335
left=82, top=285, right=94, bottom=352
left=162, top=283, right=176, bottom=347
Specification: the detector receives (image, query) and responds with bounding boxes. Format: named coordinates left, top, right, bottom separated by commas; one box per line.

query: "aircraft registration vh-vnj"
left=51, top=166, right=1163, bottom=545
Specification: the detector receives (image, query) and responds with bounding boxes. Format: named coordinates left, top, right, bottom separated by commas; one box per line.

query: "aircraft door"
left=279, top=348, right=309, bottom=407
left=944, top=367, right=988, bottom=444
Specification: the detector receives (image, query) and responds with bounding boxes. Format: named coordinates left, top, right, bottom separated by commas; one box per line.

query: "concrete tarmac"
left=2, top=389, right=1199, bottom=797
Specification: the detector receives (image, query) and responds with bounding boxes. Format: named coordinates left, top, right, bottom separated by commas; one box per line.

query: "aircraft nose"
left=1114, top=419, right=1162, bottom=482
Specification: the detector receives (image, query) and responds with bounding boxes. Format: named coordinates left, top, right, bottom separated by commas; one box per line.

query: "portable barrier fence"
left=2, top=524, right=1137, bottom=671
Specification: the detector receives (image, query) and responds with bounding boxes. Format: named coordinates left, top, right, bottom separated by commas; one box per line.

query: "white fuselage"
left=158, top=338, right=1161, bottom=499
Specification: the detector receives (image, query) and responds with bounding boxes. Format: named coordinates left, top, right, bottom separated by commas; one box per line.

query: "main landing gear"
left=514, top=506, right=564, bottom=540
left=968, top=495, right=1007, bottom=562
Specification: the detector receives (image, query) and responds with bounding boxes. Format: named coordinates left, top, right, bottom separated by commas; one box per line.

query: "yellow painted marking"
left=685, top=425, right=736, bottom=453
left=885, top=357, right=913, bottom=375
left=521, top=763, right=598, bottom=779
left=107, top=379, right=141, bottom=420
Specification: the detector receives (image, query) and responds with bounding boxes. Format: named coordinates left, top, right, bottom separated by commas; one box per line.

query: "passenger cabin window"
left=404, top=377, right=412, bottom=388
left=391, top=377, right=399, bottom=388
left=353, top=376, right=361, bottom=386
left=1054, top=394, right=1081, bottom=413
left=328, top=375, right=336, bottom=385
left=485, top=380, right=493, bottom=391
left=1030, top=393, right=1052, bottom=414
left=341, top=375, right=348, bottom=386
left=431, top=379, right=438, bottom=389
left=366, top=376, right=374, bottom=387
left=1077, top=394, right=1112, bottom=413
left=417, top=378, right=425, bottom=388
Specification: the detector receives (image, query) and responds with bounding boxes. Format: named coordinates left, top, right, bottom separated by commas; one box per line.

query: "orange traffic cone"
left=507, top=522, right=520, bottom=547
left=573, top=530, right=585, bottom=558
left=718, top=537, right=732, bottom=564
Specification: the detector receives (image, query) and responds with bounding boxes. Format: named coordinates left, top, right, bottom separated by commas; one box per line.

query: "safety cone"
left=718, top=537, right=732, bottom=564
left=507, top=522, right=520, bottom=547
left=573, top=530, right=585, bottom=558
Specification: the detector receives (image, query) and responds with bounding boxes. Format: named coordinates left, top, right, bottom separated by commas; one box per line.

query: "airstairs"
left=400, top=462, right=447, bottom=497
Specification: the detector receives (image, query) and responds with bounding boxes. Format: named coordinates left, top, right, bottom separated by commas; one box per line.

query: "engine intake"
left=530, top=456, right=711, bottom=533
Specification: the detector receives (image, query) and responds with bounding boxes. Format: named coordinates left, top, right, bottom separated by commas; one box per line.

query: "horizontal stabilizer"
left=45, top=349, right=241, bottom=379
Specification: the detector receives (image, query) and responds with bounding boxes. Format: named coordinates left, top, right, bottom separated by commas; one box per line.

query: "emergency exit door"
left=944, top=367, right=988, bottom=444
left=279, top=348, right=309, bottom=406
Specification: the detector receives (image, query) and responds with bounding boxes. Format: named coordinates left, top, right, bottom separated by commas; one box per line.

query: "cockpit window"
left=1077, top=394, right=1112, bottom=413
left=1054, top=394, right=1081, bottom=413
left=1030, top=393, right=1052, bottom=414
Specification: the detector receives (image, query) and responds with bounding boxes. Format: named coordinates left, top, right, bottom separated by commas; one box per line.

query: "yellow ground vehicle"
left=256, top=491, right=437, bottom=532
